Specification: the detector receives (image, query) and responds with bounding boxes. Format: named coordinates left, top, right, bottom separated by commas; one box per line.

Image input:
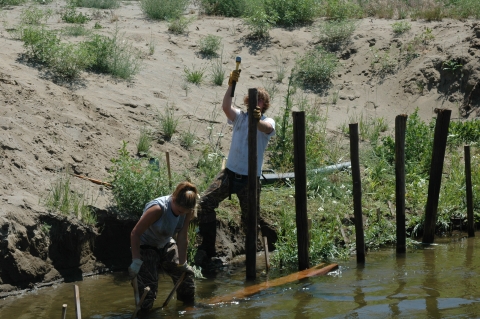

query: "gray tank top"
left=140, top=195, right=186, bottom=249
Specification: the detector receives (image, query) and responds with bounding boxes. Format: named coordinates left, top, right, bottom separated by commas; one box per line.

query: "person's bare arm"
left=222, top=86, right=237, bottom=122
left=130, top=205, right=162, bottom=260
left=176, top=212, right=193, bottom=265
left=257, top=119, right=273, bottom=134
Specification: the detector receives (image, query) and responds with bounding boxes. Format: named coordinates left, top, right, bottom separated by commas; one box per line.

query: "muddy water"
left=1, top=234, right=480, bottom=318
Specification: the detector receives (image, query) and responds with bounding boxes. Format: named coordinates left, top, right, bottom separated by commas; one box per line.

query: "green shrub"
left=391, top=20, right=411, bottom=34
left=198, top=34, right=222, bottom=57
left=21, top=26, right=60, bottom=63
left=69, top=0, right=121, bottom=9
left=321, top=0, right=363, bottom=21
left=293, top=46, right=338, bottom=89
left=167, top=16, right=193, bottom=35
left=62, top=6, right=91, bottom=24
left=0, top=0, right=27, bottom=6
left=85, top=28, right=142, bottom=79
left=49, top=42, right=94, bottom=79
left=263, top=0, right=320, bottom=26
left=317, top=19, right=357, bottom=45
left=140, top=0, right=189, bottom=20
left=20, top=6, right=53, bottom=25
left=109, top=141, right=174, bottom=217
left=62, top=25, right=90, bottom=37
left=244, top=8, right=276, bottom=39
left=198, top=0, right=246, bottom=17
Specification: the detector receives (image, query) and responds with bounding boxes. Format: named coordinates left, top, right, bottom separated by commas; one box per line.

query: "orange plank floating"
left=205, top=263, right=338, bottom=305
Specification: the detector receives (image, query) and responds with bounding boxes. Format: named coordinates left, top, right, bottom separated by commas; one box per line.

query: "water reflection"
left=3, top=235, right=480, bottom=318
left=423, top=246, right=440, bottom=318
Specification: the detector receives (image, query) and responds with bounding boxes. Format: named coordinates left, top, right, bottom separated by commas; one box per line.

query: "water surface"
left=1, top=234, right=479, bottom=318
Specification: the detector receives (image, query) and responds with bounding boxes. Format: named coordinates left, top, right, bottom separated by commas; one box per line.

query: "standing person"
left=129, top=181, right=198, bottom=311
left=197, top=69, right=276, bottom=258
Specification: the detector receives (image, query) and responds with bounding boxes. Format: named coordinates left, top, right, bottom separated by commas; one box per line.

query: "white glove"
left=128, top=258, right=143, bottom=278
left=177, top=261, right=195, bottom=275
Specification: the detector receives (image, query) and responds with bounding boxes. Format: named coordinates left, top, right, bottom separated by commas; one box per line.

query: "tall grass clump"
left=158, top=102, right=179, bottom=140
left=198, top=34, right=222, bottom=58
left=210, top=54, right=225, bottom=86
left=68, top=0, right=121, bottom=9
left=184, top=64, right=206, bottom=85
left=109, top=141, right=175, bottom=217
left=43, top=170, right=97, bottom=225
left=293, top=46, right=338, bottom=90
left=140, top=0, right=189, bottom=20
left=137, top=127, right=153, bottom=156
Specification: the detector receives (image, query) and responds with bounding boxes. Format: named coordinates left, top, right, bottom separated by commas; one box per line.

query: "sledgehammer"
left=230, top=56, right=241, bottom=97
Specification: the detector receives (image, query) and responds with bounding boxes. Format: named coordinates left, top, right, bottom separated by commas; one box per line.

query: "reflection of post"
left=353, top=264, right=366, bottom=310
left=388, top=255, right=407, bottom=317
left=464, top=145, right=475, bottom=237
left=423, top=248, right=440, bottom=317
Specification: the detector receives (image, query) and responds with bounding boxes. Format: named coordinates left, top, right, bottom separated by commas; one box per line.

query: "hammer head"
left=236, top=56, right=241, bottom=63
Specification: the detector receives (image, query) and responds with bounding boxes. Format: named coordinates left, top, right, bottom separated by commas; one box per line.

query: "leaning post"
left=422, top=109, right=451, bottom=244
left=293, top=111, right=309, bottom=270
left=246, top=88, right=258, bottom=280
left=395, top=114, right=408, bottom=254
left=349, top=123, right=365, bottom=264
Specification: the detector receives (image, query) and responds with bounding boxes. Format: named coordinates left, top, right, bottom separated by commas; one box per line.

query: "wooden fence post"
left=422, top=109, right=451, bottom=244
left=465, top=145, right=475, bottom=237
left=349, top=123, right=365, bottom=264
left=293, top=111, right=309, bottom=270
left=246, top=88, right=258, bottom=280
left=61, top=304, right=67, bottom=319
left=165, top=152, right=172, bottom=189
left=395, top=114, right=408, bottom=254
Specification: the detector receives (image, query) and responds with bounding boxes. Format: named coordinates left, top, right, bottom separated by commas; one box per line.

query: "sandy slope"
left=0, top=0, right=479, bottom=293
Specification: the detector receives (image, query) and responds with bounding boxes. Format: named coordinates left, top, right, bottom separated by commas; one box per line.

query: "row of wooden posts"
left=244, top=88, right=476, bottom=279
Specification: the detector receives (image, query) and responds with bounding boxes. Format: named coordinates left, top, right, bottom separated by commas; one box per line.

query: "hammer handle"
left=230, top=62, right=241, bottom=97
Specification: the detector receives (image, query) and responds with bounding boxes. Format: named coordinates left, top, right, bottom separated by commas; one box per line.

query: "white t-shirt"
left=226, top=109, right=275, bottom=176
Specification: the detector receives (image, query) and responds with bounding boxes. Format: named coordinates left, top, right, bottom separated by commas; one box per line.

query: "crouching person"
left=129, top=181, right=198, bottom=311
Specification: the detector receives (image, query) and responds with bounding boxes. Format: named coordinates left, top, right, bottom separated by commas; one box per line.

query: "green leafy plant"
left=442, top=59, right=463, bottom=72
left=198, top=0, right=246, bottom=17
left=244, top=7, right=276, bottom=39
left=48, top=42, right=94, bottom=79
left=167, top=16, right=193, bottom=35
left=198, top=34, right=222, bottom=57
left=317, top=19, right=357, bottom=45
left=263, top=0, right=320, bottom=26
left=109, top=141, right=174, bottom=217
left=293, top=46, right=338, bottom=89
left=68, top=0, right=121, bottom=9
left=392, top=20, right=411, bottom=34
left=140, top=0, right=189, bottom=20
left=20, top=5, right=53, bottom=25
left=62, top=6, right=91, bottom=24
left=62, top=25, right=90, bottom=37
left=85, top=27, right=142, bottom=79
left=184, top=63, right=206, bottom=85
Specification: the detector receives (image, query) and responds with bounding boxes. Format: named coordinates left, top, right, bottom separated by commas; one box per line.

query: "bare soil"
left=0, top=1, right=479, bottom=296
